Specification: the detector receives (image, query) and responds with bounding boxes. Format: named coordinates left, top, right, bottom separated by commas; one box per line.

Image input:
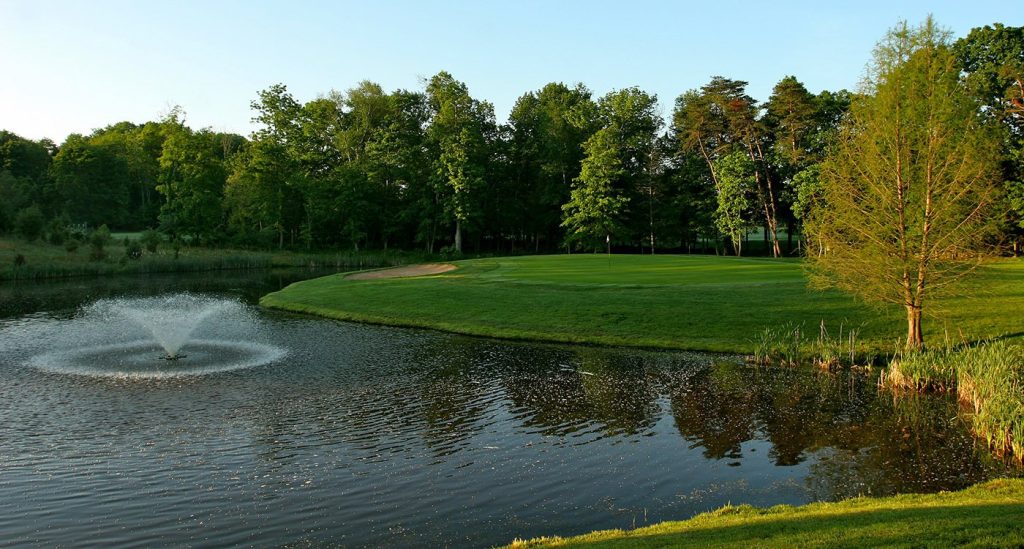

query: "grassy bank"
left=260, top=254, right=1024, bottom=354
left=0, top=236, right=418, bottom=280
left=508, top=479, right=1024, bottom=548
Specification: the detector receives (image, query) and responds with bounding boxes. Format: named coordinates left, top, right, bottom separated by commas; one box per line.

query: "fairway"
left=261, top=255, right=1024, bottom=353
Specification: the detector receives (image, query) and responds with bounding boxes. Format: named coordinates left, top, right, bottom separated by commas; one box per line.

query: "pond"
left=0, top=270, right=1016, bottom=547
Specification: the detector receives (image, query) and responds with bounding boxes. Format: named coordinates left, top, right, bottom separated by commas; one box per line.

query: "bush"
left=45, top=216, right=70, bottom=245
left=88, top=224, right=111, bottom=262
left=124, top=239, right=142, bottom=260
left=65, top=238, right=80, bottom=254
left=140, top=229, right=161, bottom=253
left=13, top=254, right=26, bottom=267
left=14, top=205, right=45, bottom=242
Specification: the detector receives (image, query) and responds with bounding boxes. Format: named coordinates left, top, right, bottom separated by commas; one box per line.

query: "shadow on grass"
left=572, top=503, right=1024, bottom=548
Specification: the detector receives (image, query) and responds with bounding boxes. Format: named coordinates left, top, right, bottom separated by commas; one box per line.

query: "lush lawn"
left=260, top=254, right=1024, bottom=354
left=507, top=479, right=1024, bottom=548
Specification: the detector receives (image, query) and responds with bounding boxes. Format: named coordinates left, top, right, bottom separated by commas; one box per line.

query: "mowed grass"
left=260, top=254, right=1024, bottom=353
left=506, top=479, right=1024, bottom=548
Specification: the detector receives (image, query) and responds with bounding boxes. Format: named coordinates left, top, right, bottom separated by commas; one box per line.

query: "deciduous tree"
left=807, top=18, right=1004, bottom=350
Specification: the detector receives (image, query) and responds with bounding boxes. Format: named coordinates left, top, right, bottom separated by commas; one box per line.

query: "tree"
left=14, top=204, right=45, bottom=241
left=955, top=24, right=1024, bottom=253
left=426, top=71, right=494, bottom=253
left=363, top=90, right=431, bottom=250
left=157, top=125, right=229, bottom=242
left=765, top=77, right=819, bottom=168
left=806, top=18, right=1004, bottom=350
left=561, top=87, right=660, bottom=252
left=674, top=78, right=784, bottom=256
left=508, top=83, right=597, bottom=250
left=561, top=128, right=629, bottom=252
left=713, top=152, right=757, bottom=256
left=51, top=133, right=131, bottom=227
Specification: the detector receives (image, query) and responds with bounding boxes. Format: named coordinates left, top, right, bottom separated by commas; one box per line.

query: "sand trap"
left=346, top=263, right=457, bottom=280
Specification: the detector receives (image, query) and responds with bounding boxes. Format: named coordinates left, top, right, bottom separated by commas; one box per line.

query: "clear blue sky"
left=0, top=0, right=1018, bottom=142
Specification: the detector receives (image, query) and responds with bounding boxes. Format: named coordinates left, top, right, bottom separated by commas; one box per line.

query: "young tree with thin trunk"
left=806, top=17, right=1004, bottom=350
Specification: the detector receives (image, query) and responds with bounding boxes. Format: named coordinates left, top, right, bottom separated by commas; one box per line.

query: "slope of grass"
left=260, top=254, right=1024, bottom=354
left=507, top=479, right=1024, bottom=548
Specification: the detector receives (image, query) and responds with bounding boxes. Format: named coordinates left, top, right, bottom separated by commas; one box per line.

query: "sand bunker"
left=346, top=263, right=457, bottom=280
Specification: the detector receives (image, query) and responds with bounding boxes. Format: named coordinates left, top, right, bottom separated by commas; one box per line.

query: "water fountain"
left=9, top=293, right=286, bottom=378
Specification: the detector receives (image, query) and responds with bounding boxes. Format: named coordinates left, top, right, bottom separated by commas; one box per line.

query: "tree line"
left=1, top=22, right=1021, bottom=257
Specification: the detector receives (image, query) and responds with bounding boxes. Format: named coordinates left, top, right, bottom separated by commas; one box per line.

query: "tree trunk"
left=905, top=305, right=923, bottom=350
left=454, top=220, right=462, bottom=253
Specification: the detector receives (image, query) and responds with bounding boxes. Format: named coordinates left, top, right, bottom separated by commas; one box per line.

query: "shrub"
left=14, top=205, right=45, bottom=242
left=65, top=238, right=80, bottom=254
left=88, top=224, right=111, bottom=261
left=13, top=253, right=26, bottom=267
left=124, top=239, right=142, bottom=260
left=139, top=229, right=161, bottom=253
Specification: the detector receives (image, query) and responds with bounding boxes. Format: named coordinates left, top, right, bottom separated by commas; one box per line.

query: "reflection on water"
left=0, top=273, right=1016, bottom=547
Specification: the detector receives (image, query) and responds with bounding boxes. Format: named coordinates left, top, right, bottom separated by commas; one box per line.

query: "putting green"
left=260, top=254, right=1024, bottom=353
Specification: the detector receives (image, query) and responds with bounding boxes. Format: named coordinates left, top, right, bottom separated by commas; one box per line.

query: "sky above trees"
left=0, top=0, right=1016, bottom=142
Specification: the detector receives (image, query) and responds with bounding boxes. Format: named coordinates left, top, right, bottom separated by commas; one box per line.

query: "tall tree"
left=955, top=24, right=1024, bottom=253
left=508, top=83, right=597, bottom=250
left=675, top=78, right=783, bottom=256
left=713, top=152, right=757, bottom=256
left=807, top=17, right=1004, bottom=350
left=765, top=76, right=818, bottom=169
left=562, top=87, right=659, bottom=251
left=561, top=128, right=628, bottom=252
left=50, top=133, right=131, bottom=227
left=156, top=125, right=230, bottom=242
left=426, top=71, right=495, bottom=253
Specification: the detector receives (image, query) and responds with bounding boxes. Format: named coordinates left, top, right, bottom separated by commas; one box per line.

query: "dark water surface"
left=0, top=270, right=1015, bottom=547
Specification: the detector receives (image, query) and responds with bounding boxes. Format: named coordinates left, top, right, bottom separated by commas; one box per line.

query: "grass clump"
left=751, top=320, right=868, bottom=368
left=957, top=341, right=1024, bottom=462
left=507, top=479, right=1024, bottom=548
left=884, top=339, right=1024, bottom=462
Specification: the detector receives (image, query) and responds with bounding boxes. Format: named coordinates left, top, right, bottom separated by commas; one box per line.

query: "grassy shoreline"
left=507, top=479, right=1024, bottom=548
left=0, top=236, right=419, bottom=281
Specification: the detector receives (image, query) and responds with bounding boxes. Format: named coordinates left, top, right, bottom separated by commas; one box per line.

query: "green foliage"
left=2, top=23, right=1021, bottom=257
left=808, top=17, right=1004, bottom=349
left=561, top=88, right=660, bottom=250
left=88, top=224, right=111, bottom=261
left=139, top=229, right=161, bottom=253
left=712, top=152, right=757, bottom=255
left=157, top=125, right=228, bottom=241
left=14, top=204, right=45, bottom=241
left=45, top=216, right=69, bottom=245
left=64, top=238, right=79, bottom=254
left=124, top=239, right=142, bottom=260
left=561, top=129, right=629, bottom=249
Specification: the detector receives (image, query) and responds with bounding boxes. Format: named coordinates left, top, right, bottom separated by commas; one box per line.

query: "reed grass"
left=750, top=320, right=868, bottom=369
left=883, top=339, right=1024, bottom=463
